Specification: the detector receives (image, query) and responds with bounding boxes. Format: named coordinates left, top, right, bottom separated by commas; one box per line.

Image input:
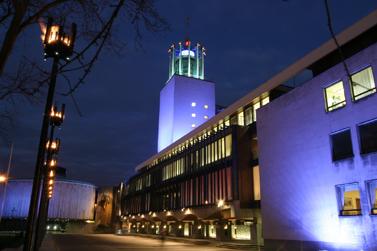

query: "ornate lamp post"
left=23, top=18, right=76, bottom=251
left=34, top=104, right=65, bottom=249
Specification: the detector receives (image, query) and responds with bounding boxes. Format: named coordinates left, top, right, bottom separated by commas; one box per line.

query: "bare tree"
left=0, top=0, right=168, bottom=138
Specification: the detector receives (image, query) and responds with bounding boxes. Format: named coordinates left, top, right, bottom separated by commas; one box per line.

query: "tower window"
left=191, top=102, right=196, bottom=107
left=324, top=81, right=346, bottom=112
left=191, top=113, right=196, bottom=118
left=335, top=183, right=362, bottom=216
left=191, top=124, right=196, bottom=128
left=330, top=129, right=353, bottom=161
left=350, top=66, right=376, bottom=101
left=358, top=119, right=377, bottom=155
left=204, top=115, right=208, bottom=119
left=204, top=105, right=208, bottom=109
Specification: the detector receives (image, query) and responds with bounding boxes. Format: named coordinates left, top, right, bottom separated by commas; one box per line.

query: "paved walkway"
left=4, top=233, right=263, bottom=251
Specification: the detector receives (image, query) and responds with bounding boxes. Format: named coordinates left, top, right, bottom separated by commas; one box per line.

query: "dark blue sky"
left=1, top=1, right=377, bottom=186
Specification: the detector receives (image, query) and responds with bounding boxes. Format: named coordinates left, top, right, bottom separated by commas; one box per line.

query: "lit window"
left=336, top=183, right=362, bottom=216
left=358, top=119, right=377, bottom=154
left=253, top=166, right=260, bottom=201
left=253, top=102, right=260, bottom=121
left=191, top=113, right=196, bottom=117
left=330, top=129, right=353, bottom=161
left=366, top=179, right=377, bottom=215
left=244, top=106, right=253, bottom=125
left=225, top=134, right=232, bottom=157
left=191, top=102, right=196, bottom=107
left=204, top=104, right=208, bottom=109
left=324, top=81, right=346, bottom=112
left=350, top=66, right=376, bottom=101
left=237, top=111, right=244, bottom=126
left=191, top=124, right=196, bottom=128
left=204, top=115, right=208, bottom=119
left=261, top=96, right=270, bottom=106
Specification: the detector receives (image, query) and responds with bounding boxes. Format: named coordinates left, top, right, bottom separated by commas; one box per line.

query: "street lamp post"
left=34, top=104, right=64, bottom=249
left=23, top=18, right=76, bottom=251
left=0, top=144, right=13, bottom=224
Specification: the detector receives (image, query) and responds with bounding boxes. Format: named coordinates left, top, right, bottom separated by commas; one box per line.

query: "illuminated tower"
left=158, top=39, right=215, bottom=152
left=168, top=40, right=205, bottom=79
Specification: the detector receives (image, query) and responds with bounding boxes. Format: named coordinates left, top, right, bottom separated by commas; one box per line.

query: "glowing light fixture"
left=191, top=102, right=196, bottom=107
left=0, top=175, right=7, bottom=183
left=217, top=199, right=224, bottom=208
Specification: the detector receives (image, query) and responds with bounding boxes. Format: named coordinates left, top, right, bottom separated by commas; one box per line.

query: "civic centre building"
left=119, top=9, right=377, bottom=250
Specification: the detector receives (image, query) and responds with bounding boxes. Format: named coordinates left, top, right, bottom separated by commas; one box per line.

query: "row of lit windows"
left=162, top=134, right=232, bottom=181
left=133, top=174, right=151, bottom=192
left=125, top=167, right=233, bottom=214
left=330, top=118, right=377, bottom=161
left=324, top=66, right=376, bottom=112
left=336, top=180, right=377, bottom=216
left=146, top=94, right=270, bottom=170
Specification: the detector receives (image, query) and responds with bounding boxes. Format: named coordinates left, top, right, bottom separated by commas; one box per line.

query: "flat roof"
left=135, top=8, right=377, bottom=172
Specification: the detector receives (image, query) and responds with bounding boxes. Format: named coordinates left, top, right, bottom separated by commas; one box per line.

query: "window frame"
left=324, top=80, right=347, bottom=112
left=365, top=179, right=377, bottom=215
left=329, top=128, right=354, bottom=161
left=349, top=66, right=376, bottom=102
left=335, top=182, right=362, bottom=217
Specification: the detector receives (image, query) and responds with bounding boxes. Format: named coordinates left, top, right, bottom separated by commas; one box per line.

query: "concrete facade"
left=258, top=42, right=377, bottom=250
left=158, top=75, right=215, bottom=151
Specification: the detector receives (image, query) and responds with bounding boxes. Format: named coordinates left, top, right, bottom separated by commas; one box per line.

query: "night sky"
left=1, top=1, right=377, bottom=187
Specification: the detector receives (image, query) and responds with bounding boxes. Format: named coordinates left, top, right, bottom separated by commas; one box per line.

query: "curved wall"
left=0, top=179, right=96, bottom=220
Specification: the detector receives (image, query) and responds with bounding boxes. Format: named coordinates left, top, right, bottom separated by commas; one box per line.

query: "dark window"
left=330, top=129, right=353, bottom=161
left=359, top=119, right=377, bottom=154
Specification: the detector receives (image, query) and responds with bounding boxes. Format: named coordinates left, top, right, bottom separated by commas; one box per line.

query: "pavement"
left=4, top=233, right=263, bottom=251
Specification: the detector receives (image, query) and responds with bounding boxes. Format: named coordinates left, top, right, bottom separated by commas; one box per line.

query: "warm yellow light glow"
left=224, top=225, right=228, bottom=230
left=85, top=220, right=95, bottom=224
left=197, top=225, right=202, bottom=229
left=49, top=159, right=57, bottom=167
left=49, top=179, right=54, bottom=185
left=205, top=200, right=208, bottom=204
left=141, top=214, right=145, bottom=218
left=184, top=208, right=192, bottom=215
left=0, top=175, right=7, bottom=183
left=178, top=225, right=182, bottom=229
left=48, top=186, right=53, bottom=191
left=40, top=23, right=71, bottom=46
left=217, top=199, right=224, bottom=208
left=49, top=170, right=55, bottom=178
left=163, top=225, right=167, bottom=229
left=166, top=211, right=172, bottom=216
